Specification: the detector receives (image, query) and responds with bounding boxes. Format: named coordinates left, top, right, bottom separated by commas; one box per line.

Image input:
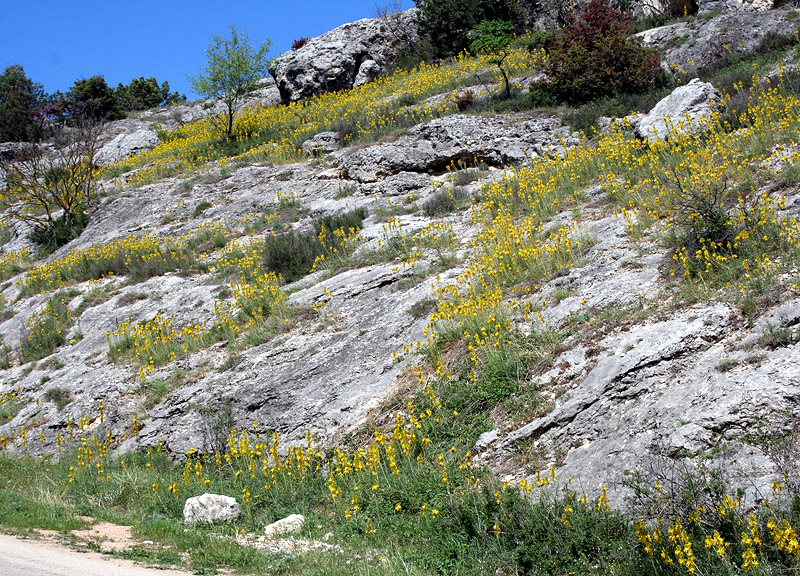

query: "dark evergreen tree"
left=413, top=0, right=519, bottom=57
left=66, top=76, right=124, bottom=122
left=116, top=76, right=186, bottom=111
left=0, top=64, right=47, bottom=142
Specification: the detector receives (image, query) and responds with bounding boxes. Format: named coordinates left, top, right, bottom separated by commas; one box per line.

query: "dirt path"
left=0, top=533, right=193, bottom=576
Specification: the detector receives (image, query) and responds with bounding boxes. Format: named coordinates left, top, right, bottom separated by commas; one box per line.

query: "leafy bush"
left=0, top=64, right=48, bottom=142
left=544, top=0, right=663, bottom=105
left=65, top=76, right=124, bottom=122
left=28, top=211, right=90, bottom=254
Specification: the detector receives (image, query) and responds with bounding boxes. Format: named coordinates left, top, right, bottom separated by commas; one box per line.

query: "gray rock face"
left=183, top=493, right=241, bottom=524
left=338, top=113, right=574, bottom=183
left=495, top=300, right=800, bottom=505
left=302, top=131, right=342, bottom=156
left=354, top=59, right=382, bottom=87
left=0, top=142, right=34, bottom=162
left=635, top=79, right=722, bottom=141
left=94, top=129, right=160, bottom=166
left=268, top=10, right=418, bottom=103
left=639, top=10, right=799, bottom=77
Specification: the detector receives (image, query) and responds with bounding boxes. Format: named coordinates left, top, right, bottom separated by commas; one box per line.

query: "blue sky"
left=0, top=1, right=415, bottom=100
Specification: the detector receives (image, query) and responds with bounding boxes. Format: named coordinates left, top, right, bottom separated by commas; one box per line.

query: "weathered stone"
left=264, top=514, right=305, bottom=538
left=183, top=493, right=241, bottom=524
left=94, top=129, right=159, bottom=165
left=639, top=10, right=798, bottom=77
left=0, top=141, right=34, bottom=162
left=354, top=59, right=381, bottom=87
left=302, top=131, right=342, bottom=156
left=269, top=10, right=418, bottom=102
left=473, top=430, right=499, bottom=454
left=635, top=79, right=722, bottom=141
left=338, top=113, right=573, bottom=183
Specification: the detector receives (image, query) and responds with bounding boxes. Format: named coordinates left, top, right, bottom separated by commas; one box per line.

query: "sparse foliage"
left=291, top=37, right=310, bottom=51
left=189, top=26, right=272, bottom=138
left=469, top=19, right=516, bottom=99
left=1, top=122, right=101, bottom=251
left=375, top=0, right=427, bottom=65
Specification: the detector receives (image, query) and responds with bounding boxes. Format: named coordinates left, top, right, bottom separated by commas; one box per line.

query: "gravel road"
left=0, top=533, right=191, bottom=576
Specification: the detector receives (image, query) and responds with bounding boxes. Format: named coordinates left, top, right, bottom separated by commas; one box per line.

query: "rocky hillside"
left=2, top=4, right=800, bottom=517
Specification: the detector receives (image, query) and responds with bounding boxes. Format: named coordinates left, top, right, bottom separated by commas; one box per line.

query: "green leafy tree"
left=0, top=64, right=47, bottom=142
left=116, top=77, right=186, bottom=111
left=66, top=76, right=124, bottom=122
left=189, top=26, right=272, bottom=138
left=545, top=0, right=662, bottom=104
left=414, top=0, right=518, bottom=57
left=469, top=20, right=516, bottom=99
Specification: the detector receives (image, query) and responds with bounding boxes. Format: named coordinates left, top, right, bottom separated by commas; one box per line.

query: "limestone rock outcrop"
left=639, top=9, right=799, bottom=77
left=264, top=514, right=305, bottom=538
left=94, top=129, right=160, bottom=166
left=338, top=113, right=575, bottom=183
left=268, top=10, right=418, bottom=103
left=635, top=78, right=723, bottom=140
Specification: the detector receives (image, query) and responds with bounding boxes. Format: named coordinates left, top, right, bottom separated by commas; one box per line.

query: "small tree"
left=189, top=26, right=272, bottom=139
left=545, top=0, right=662, bottom=104
left=0, top=122, right=101, bottom=251
left=469, top=19, right=516, bottom=99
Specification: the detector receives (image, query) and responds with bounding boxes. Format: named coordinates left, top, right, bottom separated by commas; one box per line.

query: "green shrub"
left=413, top=0, right=518, bottom=58
left=193, top=201, right=212, bottom=217
left=261, top=208, right=368, bottom=282
left=423, top=186, right=470, bottom=217
left=544, top=0, right=662, bottom=105
left=28, top=211, right=90, bottom=254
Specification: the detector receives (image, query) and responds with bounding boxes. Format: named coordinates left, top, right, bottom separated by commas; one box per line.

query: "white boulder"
left=183, top=493, right=241, bottom=524
left=636, top=78, right=723, bottom=141
left=264, top=514, right=305, bottom=538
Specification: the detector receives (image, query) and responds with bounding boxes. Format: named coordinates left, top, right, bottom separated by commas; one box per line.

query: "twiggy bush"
left=1, top=123, right=101, bottom=253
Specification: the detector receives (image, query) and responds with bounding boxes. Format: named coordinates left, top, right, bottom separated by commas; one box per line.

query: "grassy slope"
left=2, top=23, right=800, bottom=576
